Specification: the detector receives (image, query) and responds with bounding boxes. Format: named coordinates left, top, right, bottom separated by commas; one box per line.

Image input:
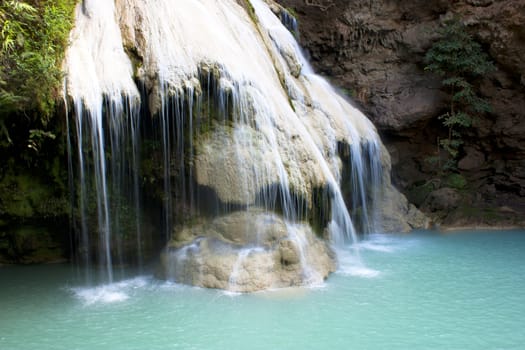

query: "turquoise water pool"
left=1, top=230, right=524, bottom=349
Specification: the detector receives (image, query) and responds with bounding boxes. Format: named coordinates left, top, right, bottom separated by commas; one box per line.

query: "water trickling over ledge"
left=63, top=0, right=426, bottom=291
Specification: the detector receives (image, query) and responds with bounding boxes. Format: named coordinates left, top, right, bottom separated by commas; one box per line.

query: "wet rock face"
left=278, top=0, right=525, bottom=225
left=276, top=0, right=448, bottom=131
left=0, top=225, right=68, bottom=265
left=157, top=209, right=336, bottom=292
left=193, top=123, right=324, bottom=207
left=422, top=188, right=462, bottom=213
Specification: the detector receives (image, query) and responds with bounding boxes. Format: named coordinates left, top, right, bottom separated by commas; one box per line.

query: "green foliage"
left=0, top=0, right=76, bottom=121
left=408, top=181, right=437, bottom=207
left=0, top=81, right=24, bottom=115
left=0, top=171, right=68, bottom=219
left=0, top=0, right=76, bottom=188
left=340, top=88, right=355, bottom=97
left=243, top=0, right=258, bottom=24
left=424, top=18, right=494, bottom=171
left=445, top=173, right=467, bottom=190
left=286, top=7, right=298, bottom=18
left=0, top=1, right=74, bottom=239
left=0, top=80, right=24, bottom=146
left=424, top=20, right=493, bottom=77
left=27, top=129, right=56, bottom=153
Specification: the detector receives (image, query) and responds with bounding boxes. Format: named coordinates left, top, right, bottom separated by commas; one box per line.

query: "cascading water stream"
left=250, top=0, right=383, bottom=242
left=228, top=247, right=265, bottom=292
left=64, top=0, right=141, bottom=282
left=279, top=8, right=298, bottom=37
left=285, top=222, right=322, bottom=284
left=64, top=0, right=392, bottom=290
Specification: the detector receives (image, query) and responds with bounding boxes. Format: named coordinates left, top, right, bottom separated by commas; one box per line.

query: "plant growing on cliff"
left=0, top=0, right=76, bottom=172
left=424, top=18, right=494, bottom=170
left=0, top=0, right=76, bottom=219
left=0, top=0, right=76, bottom=120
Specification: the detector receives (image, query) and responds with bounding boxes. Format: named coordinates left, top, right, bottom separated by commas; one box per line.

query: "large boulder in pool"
left=157, top=209, right=336, bottom=292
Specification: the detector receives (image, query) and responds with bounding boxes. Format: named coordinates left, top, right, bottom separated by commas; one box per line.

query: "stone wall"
left=278, top=0, right=525, bottom=227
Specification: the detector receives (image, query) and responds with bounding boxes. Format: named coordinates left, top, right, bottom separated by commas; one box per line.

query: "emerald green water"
left=1, top=230, right=524, bottom=349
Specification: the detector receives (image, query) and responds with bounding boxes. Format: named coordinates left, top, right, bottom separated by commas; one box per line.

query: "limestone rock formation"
left=158, top=209, right=336, bottom=292
left=62, top=0, right=429, bottom=289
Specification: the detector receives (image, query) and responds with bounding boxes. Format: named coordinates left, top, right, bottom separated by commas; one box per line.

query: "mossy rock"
left=442, top=205, right=517, bottom=227
left=0, top=172, right=68, bottom=220
left=407, top=181, right=436, bottom=207
left=0, top=225, right=67, bottom=264
left=445, top=173, right=467, bottom=190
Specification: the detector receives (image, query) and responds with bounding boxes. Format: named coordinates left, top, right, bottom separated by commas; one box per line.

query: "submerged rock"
left=158, top=209, right=336, bottom=292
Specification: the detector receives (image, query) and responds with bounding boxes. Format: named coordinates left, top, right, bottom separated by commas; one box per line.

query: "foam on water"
left=335, top=248, right=381, bottom=278
left=356, top=235, right=400, bottom=253
left=73, top=287, right=128, bottom=304
left=222, top=280, right=328, bottom=298
left=71, top=276, right=150, bottom=305
left=357, top=242, right=396, bottom=253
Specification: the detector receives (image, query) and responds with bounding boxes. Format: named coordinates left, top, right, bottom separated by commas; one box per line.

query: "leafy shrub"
left=424, top=18, right=494, bottom=170
left=0, top=0, right=77, bottom=120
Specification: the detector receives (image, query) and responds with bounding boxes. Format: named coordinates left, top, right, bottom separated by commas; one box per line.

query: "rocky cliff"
left=278, top=0, right=525, bottom=227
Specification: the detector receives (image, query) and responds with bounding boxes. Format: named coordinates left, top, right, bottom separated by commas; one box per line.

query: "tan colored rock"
left=194, top=125, right=280, bottom=205
left=193, top=122, right=333, bottom=208
left=278, top=239, right=301, bottom=265
left=377, top=182, right=430, bottom=232
left=158, top=209, right=336, bottom=292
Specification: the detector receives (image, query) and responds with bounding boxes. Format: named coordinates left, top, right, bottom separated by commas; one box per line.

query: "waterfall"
left=64, top=0, right=387, bottom=289
left=64, top=0, right=141, bottom=282
left=279, top=8, right=299, bottom=37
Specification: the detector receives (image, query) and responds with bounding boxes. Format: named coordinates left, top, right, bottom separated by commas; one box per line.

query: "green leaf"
left=424, top=17, right=494, bottom=171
